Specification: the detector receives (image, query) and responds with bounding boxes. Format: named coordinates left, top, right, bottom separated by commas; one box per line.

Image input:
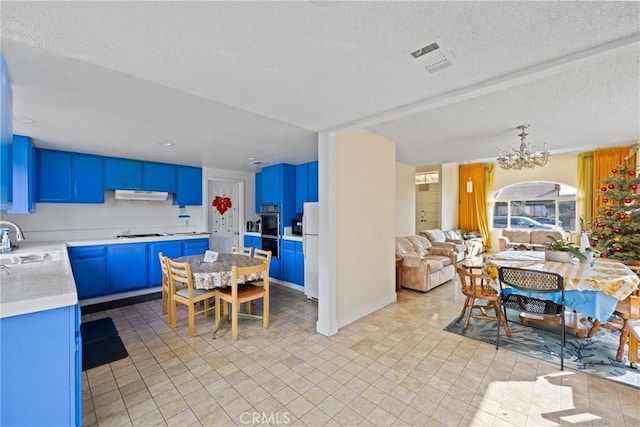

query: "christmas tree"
left=591, top=164, right=640, bottom=260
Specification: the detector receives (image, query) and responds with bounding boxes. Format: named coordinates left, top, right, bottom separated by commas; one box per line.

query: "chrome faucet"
left=0, top=221, right=26, bottom=241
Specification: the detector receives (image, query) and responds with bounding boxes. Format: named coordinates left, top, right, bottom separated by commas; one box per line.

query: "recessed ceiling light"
left=248, top=157, right=256, bottom=161
left=249, top=160, right=265, bottom=165
left=158, top=142, right=175, bottom=146
left=13, top=115, right=35, bottom=124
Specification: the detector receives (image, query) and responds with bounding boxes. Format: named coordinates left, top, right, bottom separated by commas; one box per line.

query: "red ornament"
left=614, top=246, right=623, bottom=252
left=619, top=214, right=626, bottom=220
left=606, top=211, right=613, bottom=216
left=612, top=168, right=618, bottom=173
left=602, top=198, right=609, bottom=204
left=632, top=184, right=638, bottom=190
left=630, top=170, right=636, bottom=176
left=598, top=234, right=605, bottom=239
left=591, top=241, right=597, bottom=247
left=212, top=196, right=232, bottom=215
left=613, top=227, right=621, bottom=233
left=625, top=197, right=633, bottom=203
left=608, top=184, right=615, bottom=189
left=596, top=222, right=603, bottom=228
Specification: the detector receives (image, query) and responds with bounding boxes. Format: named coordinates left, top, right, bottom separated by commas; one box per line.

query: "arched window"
left=492, top=181, right=577, bottom=232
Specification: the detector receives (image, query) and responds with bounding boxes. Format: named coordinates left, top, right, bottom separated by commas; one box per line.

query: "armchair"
left=395, top=235, right=457, bottom=292
left=419, top=229, right=467, bottom=262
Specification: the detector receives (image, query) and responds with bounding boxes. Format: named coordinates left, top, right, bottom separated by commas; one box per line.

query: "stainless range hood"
left=114, top=190, right=169, bottom=201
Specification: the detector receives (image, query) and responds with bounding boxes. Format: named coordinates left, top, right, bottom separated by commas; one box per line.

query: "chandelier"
left=497, top=124, right=550, bottom=170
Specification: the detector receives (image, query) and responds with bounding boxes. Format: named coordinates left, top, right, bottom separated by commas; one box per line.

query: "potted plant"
left=544, top=235, right=586, bottom=263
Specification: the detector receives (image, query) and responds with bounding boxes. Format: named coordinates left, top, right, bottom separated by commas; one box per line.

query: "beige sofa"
left=497, top=229, right=564, bottom=251
left=395, top=235, right=457, bottom=292
left=419, top=229, right=467, bottom=262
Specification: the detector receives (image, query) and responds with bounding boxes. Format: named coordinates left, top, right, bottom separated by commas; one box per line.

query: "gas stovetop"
left=116, top=233, right=164, bottom=239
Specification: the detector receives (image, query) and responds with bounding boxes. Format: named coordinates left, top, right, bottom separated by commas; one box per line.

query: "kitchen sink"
left=0, top=251, right=60, bottom=265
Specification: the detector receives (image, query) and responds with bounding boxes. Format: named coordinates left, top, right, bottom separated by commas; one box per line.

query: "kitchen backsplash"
left=1, top=191, right=205, bottom=242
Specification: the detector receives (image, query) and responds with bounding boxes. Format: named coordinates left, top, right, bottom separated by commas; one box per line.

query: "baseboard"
left=337, top=293, right=397, bottom=329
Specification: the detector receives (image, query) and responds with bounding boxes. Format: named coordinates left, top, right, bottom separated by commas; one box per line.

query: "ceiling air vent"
left=410, top=42, right=455, bottom=73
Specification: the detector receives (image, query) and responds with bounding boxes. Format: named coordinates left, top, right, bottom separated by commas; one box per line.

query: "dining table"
left=174, top=253, right=265, bottom=289
left=483, top=250, right=639, bottom=338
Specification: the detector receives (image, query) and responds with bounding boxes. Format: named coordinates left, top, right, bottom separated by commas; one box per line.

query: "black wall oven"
left=261, top=236, right=279, bottom=259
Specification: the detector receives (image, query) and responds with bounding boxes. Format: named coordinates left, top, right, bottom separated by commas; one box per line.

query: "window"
left=415, top=171, right=439, bottom=184
left=492, top=181, right=576, bottom=231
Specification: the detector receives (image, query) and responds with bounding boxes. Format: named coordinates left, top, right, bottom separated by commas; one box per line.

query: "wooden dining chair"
left=457, top=265, right=510, bottom=336
left=158, top=252, right=172, bottom=323
left=245, top=249, right=272, bottom=314
left=497, top=266, right=565, bottom=370
left=232, top=246, right=253, bottom=256
left=628, top=295, right=639, bottom=369
left=214, top=262, right=269, bottom=340
left=166, top=258, right=217, bottom=337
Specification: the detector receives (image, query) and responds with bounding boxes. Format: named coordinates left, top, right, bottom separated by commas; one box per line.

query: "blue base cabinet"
left=182, top=238, right=209, bottom=255
left=68, top=246, right=108, bottom=299
left=1, top=304, right=82, bottom=427
left=243, top=234, right=261, bottom=251
left=282, top=240, right=304, bottom=286
left=108, top=243, right=148, bottom=293
left=148, top=240, right=183, bottom=286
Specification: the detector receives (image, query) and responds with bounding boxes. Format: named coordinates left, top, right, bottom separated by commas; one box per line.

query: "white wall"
left=395, top=161, right=415, bottom=236
left=440, top=162, right=459, bottom=230
left=333, top=129, right=397, bottom=329
left=2, top=165, right=255, bottom=242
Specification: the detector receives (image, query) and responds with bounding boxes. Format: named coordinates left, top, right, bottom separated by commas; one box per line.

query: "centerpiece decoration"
left=544, top=235, right=586, bottom=263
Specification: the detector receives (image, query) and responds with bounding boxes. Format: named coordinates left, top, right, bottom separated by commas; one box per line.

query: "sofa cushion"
left=423, top=229, right=447, bottom=243
left=395, top=237, right=416, bottom=257
left=426, top=254, right=453, bottom=267
left=531, top=230, right=563, bottom=246
left=407, top=235, right=432, bottom=256
left=425, top=259, right=444, bottom=271
left=502, top=229, right=531, bottom=243
left=443, top=230, right=464, bottom=241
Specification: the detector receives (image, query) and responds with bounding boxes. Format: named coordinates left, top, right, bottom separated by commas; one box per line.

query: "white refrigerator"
left=303, top=202, right=319, bottom=301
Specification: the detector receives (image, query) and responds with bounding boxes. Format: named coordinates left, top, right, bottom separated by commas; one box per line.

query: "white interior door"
left=207, top=180, right=240, bottom=253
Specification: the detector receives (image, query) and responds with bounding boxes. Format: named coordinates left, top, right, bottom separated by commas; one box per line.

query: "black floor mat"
left=81, top=318, right=128, bottom=371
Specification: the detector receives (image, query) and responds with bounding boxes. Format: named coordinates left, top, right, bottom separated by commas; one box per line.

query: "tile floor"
left=82, top=279, right=640, bottom=427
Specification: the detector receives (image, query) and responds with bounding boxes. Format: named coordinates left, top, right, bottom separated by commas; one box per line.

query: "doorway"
left=207, top=179, right=242, bottom=253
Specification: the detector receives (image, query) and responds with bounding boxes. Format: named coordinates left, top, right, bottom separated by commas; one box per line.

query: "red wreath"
left=212, top=196, right=232, bottom=215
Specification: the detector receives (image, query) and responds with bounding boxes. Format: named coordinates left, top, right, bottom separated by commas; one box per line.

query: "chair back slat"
left=253, top=248, right=272, bottom=264
left=167, top=259, right=194, bottom=298
left=232, top=246, right=253, bottom=256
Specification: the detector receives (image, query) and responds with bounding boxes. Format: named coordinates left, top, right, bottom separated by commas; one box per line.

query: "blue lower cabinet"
left=270, top=256, right=282, bottom=280
left=0, top=304, right=81, bottom=426
left=183, top=238, right=209, bottom=256
left=243, top=235, right=261, bottom=251
left=68, top=246, right=108, bottom=299
left=108, top=243, right=148, bottom=293
left=148, top=241, right=183, bottom=286
left=282, top=240, right=304, bottom=285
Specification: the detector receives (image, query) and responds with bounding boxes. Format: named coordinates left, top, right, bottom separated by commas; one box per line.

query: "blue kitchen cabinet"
left=174, top=165, right=202, bottom=206
left=270, top=253, right=282, bottom=279
left=38, top=149, right=104, bottom=203
left=255, top=172, right=262, bottom=213
left=261, top=164, right=281, bottom=205
left=183, top=238, right=209, bottom=255
left=260, top=163, right=296, bottom=236
left=104, top=157, right=143, bottom=190
left=282, top=239, right=304, bottom=286
left=148, top=240, right=183, bottom=286
left=294, top=161, right=318, bottom=214
left=1, top=304, right=82, bottom=427
left=144, top=162, right=177, bottom=192
left=7, top=134, right=36, bottom=213
left=0, top=53, right=13, bottom=211
left=68, top=245, right=109, bottom=299
left=243, top=234, right=260, bottom=250
left=108, top=243, right=148, bottom=293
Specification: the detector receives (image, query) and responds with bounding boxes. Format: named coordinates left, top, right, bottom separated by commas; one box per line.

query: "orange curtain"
left=592, top=146, right=636, bottom=219
left=459, top=163, right=491, bottom=248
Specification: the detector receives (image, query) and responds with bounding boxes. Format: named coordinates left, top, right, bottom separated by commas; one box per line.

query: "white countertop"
left=0, top=233, right=211, bottom=319
left=0, top=242, right=77, bottom=319
left=282, top=234, right=303, bottom=242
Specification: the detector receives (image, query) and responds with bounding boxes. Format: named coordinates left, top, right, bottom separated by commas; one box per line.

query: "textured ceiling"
left=2, top=1, right=639, bottom=171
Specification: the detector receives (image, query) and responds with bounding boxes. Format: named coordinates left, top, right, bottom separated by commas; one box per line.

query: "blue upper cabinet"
left=261, top=164, right=281, bottom=205
left=174, top=165, right=202, bottom=206
left=7, top=135, right=36, bottom=214
left=0, top=54, right=13, bottom=211
left=294, top=161, right=318, bottom=214
left=143, top=162, right=177, bottom=192
left=104, top=157, right=143, bottom=190
left=38, top=149, right=104, bottom=203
